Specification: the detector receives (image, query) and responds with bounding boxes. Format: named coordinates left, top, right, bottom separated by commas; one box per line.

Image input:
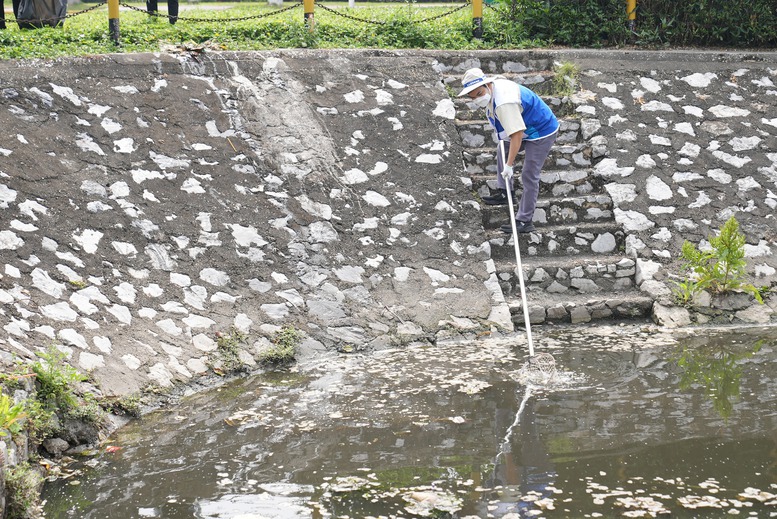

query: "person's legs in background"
left=167, top=0, right=178, bottom=24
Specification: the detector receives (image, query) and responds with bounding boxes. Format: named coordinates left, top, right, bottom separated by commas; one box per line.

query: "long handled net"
left=499, top=140, right=556, bottom=382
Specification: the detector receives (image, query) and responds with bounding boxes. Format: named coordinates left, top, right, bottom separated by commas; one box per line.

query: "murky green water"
left=43, top=325, right=777, bottom=518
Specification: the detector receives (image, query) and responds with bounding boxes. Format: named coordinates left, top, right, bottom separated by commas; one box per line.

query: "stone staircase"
left=439, top=59, right=654, bottom=326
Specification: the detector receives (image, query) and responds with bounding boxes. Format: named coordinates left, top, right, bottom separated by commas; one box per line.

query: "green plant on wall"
left=551, top=60, right=580, bottom=97
left=31, top=346, right=88, bottom=411
left=4, top=463, right=44, bottom=519
left=0, top=393, right=27, bottom=437
left=672, top=216, right=763, bottom=305
left=259, top=326, right=302, bottom=365
left=215, top=328, right=249, bottom=373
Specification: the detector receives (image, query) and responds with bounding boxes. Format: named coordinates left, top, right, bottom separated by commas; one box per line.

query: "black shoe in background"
left=482, top=189, right=515, bottom=206
left=500, top=220, right=536, bottom=234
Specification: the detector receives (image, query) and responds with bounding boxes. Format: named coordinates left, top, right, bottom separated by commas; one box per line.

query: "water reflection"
left=487, top=389, right=557, bottom=518
left=674, top=337, right=763, bottom=420
left=42, top=325, right=777, bottom=518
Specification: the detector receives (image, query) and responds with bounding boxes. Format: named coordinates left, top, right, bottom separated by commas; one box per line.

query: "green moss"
left=258, top=326, right=301, bottom=365
left=4, top=463, right=44, bottom=519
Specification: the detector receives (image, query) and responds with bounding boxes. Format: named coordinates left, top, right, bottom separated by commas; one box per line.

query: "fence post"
left=472, top=0, right=483, bottom=39
left=626, top=0, right=636, bottom=31
left=303, top=0, right=314, bottom=30
left=108, top=0, right=120, bottom=43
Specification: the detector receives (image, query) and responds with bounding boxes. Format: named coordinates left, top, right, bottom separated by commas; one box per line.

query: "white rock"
left=729, top=136, right=761, bottom=151
left=674, top=122, right=695, bottom=136
left=72, top=229, right=103, bottom=254
left=707, top=168, right=732, bottom=184
left=712, top=150, right=751, bottom=168
left=148, top=363, right=174, bottom=387
left=681, top=72, right=717, bottom=88
left=40, top=302, right=78, bottom=322
left=635, top=154, right=656, bottom=168
left=122, top=354, right=142, bottom=370
left=334, top=266, right=365, bottom=283
left=646, top=175, right=673, bottom=201
left=688, top=192, right=712, bottom=208
left=341, top=168, right=368, bottom=184
left=601, top=97, right=624, bottom=110
left=228, top=224, right=268, bottom=247
left=78, top=352, right=104, bottom=371
left=433, top=98, right=456, bottom=119
left=709, top=105, right=750, bottom=118
left=649, top=135, right=672, bottom=146
left=614, top=209, right=655, bottom=232
left=415, top=154, right=442, bottom=164
left=93, top=336, right=112, bottom=353
left=595, top=158, right=634, bottom=178
left=640, top=77, right=662, bottom=93
left=755, top=263, right=777, bottom=277
left=642, top=101, right=673, bottom=112
left=182, top=315, right=216, bottom=329
left=192, top=333, right=217, bottom=352
left=362, top=191, right=391, bottom=207
left=591, top=233, right=616, bottom=253
left=57, top=329, right=87, bottom=349
left=200, top=268, right=230, bottom=286
left=673, top=219, right=698, bottom=231
left=344, top=90, right=364, bottom=103
left=424, top=267, right=450, bottom=284
left=32, top=268, right=65, bottom=298
left=156, top=319, right=183, bottom=335
left=261, top=303, right=289, bottom=319
left=737, top=177, right=761, bottom=192
left=108, top=304, right=132, bottom=325
left=308, top=221, right=339, bottom=243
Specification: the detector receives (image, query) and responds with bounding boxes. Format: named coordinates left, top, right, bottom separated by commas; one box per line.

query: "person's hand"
left=501, top=164, right=514, bottom=180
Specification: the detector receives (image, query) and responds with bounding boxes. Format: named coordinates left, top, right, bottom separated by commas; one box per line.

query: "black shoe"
left=482, top=189, right=515, bottom=206
left=500, top=220, right=535, bottom=234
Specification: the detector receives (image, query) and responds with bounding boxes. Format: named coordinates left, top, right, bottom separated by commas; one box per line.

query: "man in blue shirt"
left=459, top=68, right=559, bottom=233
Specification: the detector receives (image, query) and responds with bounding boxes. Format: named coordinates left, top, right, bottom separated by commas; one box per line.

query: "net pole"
left=500, top=140, right=535, bottom=357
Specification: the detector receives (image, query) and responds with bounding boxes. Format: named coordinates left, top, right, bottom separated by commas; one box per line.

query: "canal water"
left=42, top=325, right=777, bottom=518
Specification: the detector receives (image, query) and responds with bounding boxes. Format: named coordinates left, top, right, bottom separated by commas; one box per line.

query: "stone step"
left=441, top=69, right=556, bottom=93
left=434, top=54, right=557, bottom=76
left=480, top=193, right=614, bottom=227
left=462, top=143, right=592, bottom=178
left=487, top=221, right=626, bottom=260
left=455, top=118, right=582, bottom=150
left=470, top=168, right=603, bottom=198
left=506, top=290, right=654, bottom=326
left=495, top=254, right=636, bottom=296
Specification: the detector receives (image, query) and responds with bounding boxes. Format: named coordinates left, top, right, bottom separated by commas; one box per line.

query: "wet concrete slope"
left=0, top=50, right=500, bottom=395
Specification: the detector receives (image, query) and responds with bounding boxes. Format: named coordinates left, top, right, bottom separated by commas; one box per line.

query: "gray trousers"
left=495, top=132, right=557, bottom=222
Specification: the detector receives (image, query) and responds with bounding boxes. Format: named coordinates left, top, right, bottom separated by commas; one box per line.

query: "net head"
left=518, top=352, right=557, bottom=384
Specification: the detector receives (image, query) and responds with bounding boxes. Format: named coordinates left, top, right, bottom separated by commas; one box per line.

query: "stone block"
left=571, top=278, right=601, bottom=293
left=546, top=304, right=569, bottom=320
left=652, top=303, right=691, bottom=328
left=590, top=304, right=613, bottom=319
left=570, top=306, right=591, bottom=324
left=735, top=305, right=773, bottom=324
left=636, top=259, right=662, bottom=285
left=712, top=292, right=754, bottom=311
left=528, top=305, right=546, bottom=324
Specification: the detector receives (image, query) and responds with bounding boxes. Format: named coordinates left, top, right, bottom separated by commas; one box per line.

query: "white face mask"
left=472, top=92, right=491, bottom=108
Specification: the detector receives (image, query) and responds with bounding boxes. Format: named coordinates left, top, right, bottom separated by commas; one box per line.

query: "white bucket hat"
left=457, top=67, right=494, bottom=97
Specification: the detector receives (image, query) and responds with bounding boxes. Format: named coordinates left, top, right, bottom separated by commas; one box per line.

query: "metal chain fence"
left=119, top=1, right=301, bottom=23
left=1, top=0, right=470, bottom=32
left=317, top=1, right=469, bottom=26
